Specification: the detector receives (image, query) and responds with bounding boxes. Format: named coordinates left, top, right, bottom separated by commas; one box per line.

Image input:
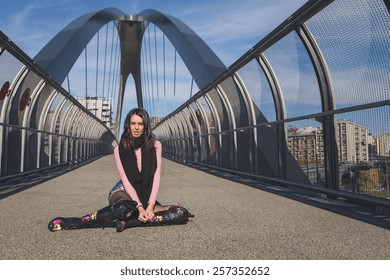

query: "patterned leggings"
left=48, top=180, right=193, bottom=232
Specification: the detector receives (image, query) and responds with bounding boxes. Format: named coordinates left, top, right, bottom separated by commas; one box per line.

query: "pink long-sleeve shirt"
left=114, top=140, right=162, bottom=208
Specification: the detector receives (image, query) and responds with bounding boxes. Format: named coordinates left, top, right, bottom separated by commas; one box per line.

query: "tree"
left=355, top=168, right=380, bottom=193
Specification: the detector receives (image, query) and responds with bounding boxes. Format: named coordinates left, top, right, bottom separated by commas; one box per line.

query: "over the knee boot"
left=48, top=200, right=137, bottom=231
left=116, top=205, right=194, bottom=232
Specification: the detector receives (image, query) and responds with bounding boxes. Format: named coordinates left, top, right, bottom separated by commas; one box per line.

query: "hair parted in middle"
left=121, top=108, right=155, bottom=150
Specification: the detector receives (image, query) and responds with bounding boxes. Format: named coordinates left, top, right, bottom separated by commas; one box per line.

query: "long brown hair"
left=120, top=108, right=155, bottom=150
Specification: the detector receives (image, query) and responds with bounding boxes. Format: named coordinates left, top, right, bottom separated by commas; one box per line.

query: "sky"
left=0, top=0, right=308, bottom=68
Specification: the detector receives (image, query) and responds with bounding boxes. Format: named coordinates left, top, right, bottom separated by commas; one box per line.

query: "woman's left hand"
left=145, top=204, right=155, bottom=220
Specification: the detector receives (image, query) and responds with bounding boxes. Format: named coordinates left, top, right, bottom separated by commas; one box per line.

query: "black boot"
left=116, top=205, right=194, bottom=232
left=111, top=200, right=138, bottom=220
left=48, top=200, right=137, bottom=231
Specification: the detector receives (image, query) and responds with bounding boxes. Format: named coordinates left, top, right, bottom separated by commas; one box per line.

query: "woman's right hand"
left=137, top=207, right=149, bottom=223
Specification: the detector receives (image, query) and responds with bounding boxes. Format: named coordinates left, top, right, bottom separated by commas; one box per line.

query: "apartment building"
left=335, top=120, right=368, bottom=163
left=78, top=96, right=112, bottom=129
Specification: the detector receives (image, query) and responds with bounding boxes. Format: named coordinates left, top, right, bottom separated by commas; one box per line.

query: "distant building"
left=377, top=133, right=390, bottom=157
left=287, top=126, right=324, bottom=164
left=288, top=121, right=371, bottom=165
left=151, top=116, right=162, bottom=127
left=77, top=96, right=112, bottom=129
left=367, top=133, right=378, bottom=159
left=335, top=120, right=368, bottom=163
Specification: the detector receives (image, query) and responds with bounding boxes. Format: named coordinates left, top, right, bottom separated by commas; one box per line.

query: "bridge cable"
left=143, top=27, right=149, bottom=112
left=110, top=27, right=119, bottom=120
left=107, top=22, right=115, bottom=109
left=154, top=25, right=160, bottom=116
left=142, top=31, right=150, bottom=112
left=145, top=27, right=151, bottom=113
left=190, top=78, right=194, bottom=98
left=102, top=24, right=108, bottom=100
left=163, top=33, right=166, bottom=116
left=113, top=32, right=120, bottom=116
left=84, top=45, right=88, bottom=110
left=95, top=30, right=99, bottom=99
left=146, top=26, right=152, bottom=113
left=141, top=28, right=147, bottom=111
left=66, top=75, right=71, bottom=94
left=147, top=25, right=155, bottom=115
left=173, top=50, right=177, bottom=110
left=140, top=43, right=146, bottom=110
left=95, top=31, right=100, bottom=115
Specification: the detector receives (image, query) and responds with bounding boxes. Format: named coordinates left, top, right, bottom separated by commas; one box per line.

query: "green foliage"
left=355, top=168, right=380, bottom=192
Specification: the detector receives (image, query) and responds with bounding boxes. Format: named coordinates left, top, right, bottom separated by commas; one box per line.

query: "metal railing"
left=0, top=31, right=116, bottom=181
left=153, top=0, right=390, bottom=208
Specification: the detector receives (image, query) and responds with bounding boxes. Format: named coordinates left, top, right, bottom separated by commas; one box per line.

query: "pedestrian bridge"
left=0, top=0, right=390, bottom=259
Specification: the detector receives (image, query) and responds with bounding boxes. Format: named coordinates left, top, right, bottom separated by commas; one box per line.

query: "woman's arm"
left=113, top=146, right=142, bottom=207
left=147, top=141, right=162, bottom=207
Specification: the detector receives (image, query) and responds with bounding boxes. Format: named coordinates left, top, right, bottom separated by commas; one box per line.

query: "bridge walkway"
left=0, top=155, right=389, bottom=259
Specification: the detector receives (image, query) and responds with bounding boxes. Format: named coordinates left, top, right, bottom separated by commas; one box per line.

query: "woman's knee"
left=153, top=204, right=171, bottom=212
left=109, top=191, right=132, bottom=205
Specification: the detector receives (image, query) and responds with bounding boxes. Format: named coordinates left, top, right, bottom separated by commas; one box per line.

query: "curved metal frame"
left=194, top=98, right=211, bottom=164
left=296, top=24, right=338, bottom=189
left=233, top=73, right=257, bottom=173
left=38, top=89, right=58, bottom=167
left=216, top=85, right=236, bottom=169
left=257, top=54, right=286, bottom=179
left=204, top=92, right=222, bottom=167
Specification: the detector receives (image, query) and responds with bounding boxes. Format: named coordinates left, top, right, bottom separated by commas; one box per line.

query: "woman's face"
left=129, top=114, right=145, bottom=138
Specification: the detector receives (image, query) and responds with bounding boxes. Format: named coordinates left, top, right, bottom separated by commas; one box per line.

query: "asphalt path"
left=0, top=155, right=389, bottom=260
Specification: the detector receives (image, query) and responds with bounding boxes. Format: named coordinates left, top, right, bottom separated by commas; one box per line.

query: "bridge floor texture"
left=0, top=155, right=389, bottom=260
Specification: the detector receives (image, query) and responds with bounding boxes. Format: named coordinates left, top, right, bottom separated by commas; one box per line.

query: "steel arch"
left=34, top=8, right=126, bottom=85
left=33, top=8, right=227, bottom=139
